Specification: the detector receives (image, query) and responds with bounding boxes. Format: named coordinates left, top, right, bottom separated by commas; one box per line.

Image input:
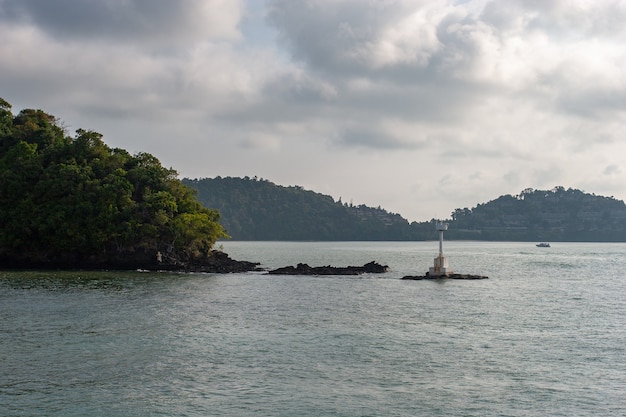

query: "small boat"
left=536, top=242, right=551, bottom=247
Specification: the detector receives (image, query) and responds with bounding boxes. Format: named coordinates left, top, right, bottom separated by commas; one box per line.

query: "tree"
left=0, top=98, right=12, bottom=138
left=0, top=98, right=227, bottom=268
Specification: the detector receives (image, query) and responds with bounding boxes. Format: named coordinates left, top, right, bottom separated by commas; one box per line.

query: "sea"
left=1, top=241, right=625, bottom=416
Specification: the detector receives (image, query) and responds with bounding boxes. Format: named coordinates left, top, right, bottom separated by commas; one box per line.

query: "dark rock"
left=0, top=249, right=261, bottom=273
left=268, top=261, right=388, bottom=275
left=402, top=273, right=488, bottom=280
left=156, top=251, right=262, bottom=273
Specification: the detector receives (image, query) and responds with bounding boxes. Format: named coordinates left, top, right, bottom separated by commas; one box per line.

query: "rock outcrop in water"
left=401, top=273, right=488, bottom=280
left=154, top=251, right=262, bottom=273
left=268, top=261, right=388, bottom=275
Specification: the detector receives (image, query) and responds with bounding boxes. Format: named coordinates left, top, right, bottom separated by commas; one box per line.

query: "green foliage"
left=183, top=176, right=420, bottom=241
left=448, top=186, right=626, bottom=241
left=185, top=177, right=626, bottom=242
left=0, top=98, right=227, bottom=267
left=0, top=98, right=13, bottom=137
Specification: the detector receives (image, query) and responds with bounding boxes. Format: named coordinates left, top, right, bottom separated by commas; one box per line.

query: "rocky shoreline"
left=2, top=249, right=489, bottom=279
left=402, top=273, right=488, bottom=280
left=0, top=250, right=262, bottom=273
left=268, top=261, right=388, bottom=275
left=154, top=251, right=262, bottom=273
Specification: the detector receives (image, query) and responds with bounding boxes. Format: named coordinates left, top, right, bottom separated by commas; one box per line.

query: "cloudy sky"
left=1, top=0, right=625, bottom=221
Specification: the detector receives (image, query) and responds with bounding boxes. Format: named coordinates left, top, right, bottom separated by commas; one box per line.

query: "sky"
left=1, top=0, right=625, bottom=222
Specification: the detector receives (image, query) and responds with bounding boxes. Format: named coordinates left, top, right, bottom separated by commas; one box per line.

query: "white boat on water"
left=536, top=242, right=551, bottom=247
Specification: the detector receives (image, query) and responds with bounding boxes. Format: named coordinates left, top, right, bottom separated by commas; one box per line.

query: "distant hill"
left=447, top=186, right=626, bottom=241
left=183, top=176, right=427, bottom=240
left=183, top=178, right=626, bottom=242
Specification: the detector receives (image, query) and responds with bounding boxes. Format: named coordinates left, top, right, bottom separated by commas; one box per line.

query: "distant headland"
left=185, top=177, right=626, bottom=242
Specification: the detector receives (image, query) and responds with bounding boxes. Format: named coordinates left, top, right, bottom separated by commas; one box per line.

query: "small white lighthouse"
left=428, top=221, right=453, bottom=277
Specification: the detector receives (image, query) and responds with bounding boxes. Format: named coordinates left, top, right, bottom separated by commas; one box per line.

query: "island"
left=0, top=98, right=235, bottom=272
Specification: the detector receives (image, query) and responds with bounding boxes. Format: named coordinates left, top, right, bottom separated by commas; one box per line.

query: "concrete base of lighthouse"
left=402, top=254, right=488, bottom=280
left=428, top=255, right=453, bottom=277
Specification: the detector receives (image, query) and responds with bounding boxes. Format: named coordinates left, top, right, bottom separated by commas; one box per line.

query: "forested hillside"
left=447, top=187, right=626, bottom=241
left=185, top=178, right=626, bottom=242
left=183, top=177, right=429, bottom=240
left=0, top=98, right=227, bottom=269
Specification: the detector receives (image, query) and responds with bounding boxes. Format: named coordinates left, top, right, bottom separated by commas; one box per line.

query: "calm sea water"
left=1, top=241, right=625, bottom=416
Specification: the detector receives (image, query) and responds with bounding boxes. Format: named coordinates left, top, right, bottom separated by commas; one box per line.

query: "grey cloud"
left=0, top=0, right=241, bottom=43
left=558, top=88, right=626, bottom=119
left=481, top=0, right=626, bottom=37
left=266, top=1, right=626, bottom=92
left=266, top=0, right=504, bottom=83
left=213, top=71, right=485, bottom=152
left=209, top=71, right=337, bottom=128
left=604, top=164, right=621, bottom=176
left=262, top=72, right=337, bottom=104
left=337, top=126, right=426, bottom=150
left=267, top=0, right=447, bottom=76
left=267, top=0, right=382, bottom=74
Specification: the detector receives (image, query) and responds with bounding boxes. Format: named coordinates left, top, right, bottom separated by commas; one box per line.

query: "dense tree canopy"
left=448, top=186, right=626, bottom=241
left=184, top=176, right=431, bottom=241
left=0, top=99, right=227, bottom=268
left=185, top=177, right=626, bottom=242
